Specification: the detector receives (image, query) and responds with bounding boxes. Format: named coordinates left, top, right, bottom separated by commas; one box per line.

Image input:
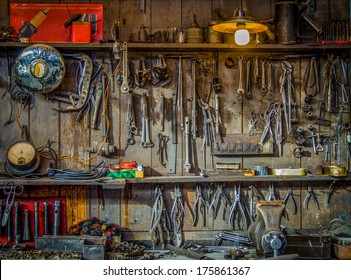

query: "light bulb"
left=235, top=29, right=250, bottom=45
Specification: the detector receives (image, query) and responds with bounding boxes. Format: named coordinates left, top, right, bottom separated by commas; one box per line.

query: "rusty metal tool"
left=283, top=186, right=298, bottom=220
left=91, top=78, right=103, bottom=130
left=228, top=185, right=247, bottom=230
left=159, top=92, right=165, bottom=132
left=22, top=209, right=31, bottom=241
left=212, top=52, right=222, bottom=94
left=191, top=58, right=197, bottom=139
left=156, top=133, right=169, bottom=167
left=7, top=210, right=12, bottom=241
left=34, top=202, right=39, bottom=238
left=152, top=55, right=171, bottom=86
left=121, top=42, right=130, bottom=94
left=265, top=183, right=277, bottom=201
left=44, top=201, right=49, bottom=235
left=192, top=185, right=207, bottom=227
left=53, top=200, right=61, bottom=235
left=184, top=117, right=191, bottom=173
left=177, top=56, right=184, bottom=131
left=209, top=183, right=231, bottom=220
left=54, top=53, right=93, bottom=112
left=141, top=92, right=154, bottom=148
left=170, top=185, right=185, bottom=247
left=0, top=199, right=3, bottom=235
left=303, top=185, right=319, bottom=210
left=14, top=202, right=21, bottom=243
left=149, top=185, right=171, bottom=249
left=1, top=181, right=24, bottom=227
left=167, top=92, right=177, bottom=174
left=237, top=55, right=245, bottom=102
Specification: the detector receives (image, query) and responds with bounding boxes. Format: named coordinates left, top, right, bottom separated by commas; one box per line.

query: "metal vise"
left=248, top=200, right=286, bottom=257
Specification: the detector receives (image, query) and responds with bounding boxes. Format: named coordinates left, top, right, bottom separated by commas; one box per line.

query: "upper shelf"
left=1, top=42, right=351, bottom=53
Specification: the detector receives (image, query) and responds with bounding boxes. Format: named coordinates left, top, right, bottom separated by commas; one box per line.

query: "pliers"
left=192, top=184, right=207, bottom=227
left=209, top=183, right=231, bottom=220
left=170, top=185, right=186, bottom=247
left=283, top=186, right=298, bottom=220
left=303, top=185, right=320, bottom=210
left=265, top=183, right=277, bottom=201
left=229, top=185, right=247, bottom=230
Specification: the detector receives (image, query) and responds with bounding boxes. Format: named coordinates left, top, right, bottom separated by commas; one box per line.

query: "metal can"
left=275, top=1, right=299, bottom=44
left=186, top=15, right=203, bottom=43
left=207, top=21, right=222, bottom=43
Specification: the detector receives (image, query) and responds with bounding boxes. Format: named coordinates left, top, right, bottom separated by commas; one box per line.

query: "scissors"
left=1, top=182, right=24, bottom=227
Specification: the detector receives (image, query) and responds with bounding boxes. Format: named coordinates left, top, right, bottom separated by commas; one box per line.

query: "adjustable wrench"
left=252, top=57, right=260, bottom=85
left=245, top=58, right=252, bottom=99
left=237, top=55, right=245, bottom=102
left=184, top=117, right=191, bottom=173
left=260, top=59, right=267, bottom=96
left=266, top=61, right=273, bottom=100
left=121, top=42, right=130, bottom=94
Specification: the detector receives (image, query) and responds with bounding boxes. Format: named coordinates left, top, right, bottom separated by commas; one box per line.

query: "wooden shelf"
left=1, top=42, right=351, bottom=53
left=126, top=174, right=351, bottom=184
left=0, top=177, right=125, bottom=189
left=1, top=175, right=349, bottom=187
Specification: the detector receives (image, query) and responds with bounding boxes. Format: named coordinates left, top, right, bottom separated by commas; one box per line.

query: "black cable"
left=46, top=161, right=107, bottom=180
left=36, top=140, right=59, bottom=169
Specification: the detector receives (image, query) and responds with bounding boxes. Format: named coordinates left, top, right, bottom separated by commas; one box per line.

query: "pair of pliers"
left=282, top=186, right=298, bottom=220
left=209, top=183, right=231, bottom=220
left=229, top=185, right=247, bottom=230
left=303, top=185, right=320, bottom=210
left=192, top=185, right=207, bottom=227
left=265, top=183, right=277, bottom=201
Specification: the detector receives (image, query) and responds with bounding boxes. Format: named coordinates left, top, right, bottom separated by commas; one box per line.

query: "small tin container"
left=207, top=21, right=222, bottom=43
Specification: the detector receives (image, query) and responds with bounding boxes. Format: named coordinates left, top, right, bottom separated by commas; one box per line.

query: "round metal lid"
left=15, top=44, right=65, bottom=93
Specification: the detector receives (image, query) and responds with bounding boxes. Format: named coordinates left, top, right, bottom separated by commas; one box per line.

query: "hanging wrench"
left=237, top=55, right=245, bottom=102
left=121, top=42, right=130, bottom=94
left=141, top=93, right=154, bottom=148
left=252, top=57, right=260, bottom=85
left=245, top=58, right=252, bottom=99
left=266, top=61, right=274, bottom=100
left=184, top=117, right=191, bottom=173
left=260, top=58, right=267, bottom=96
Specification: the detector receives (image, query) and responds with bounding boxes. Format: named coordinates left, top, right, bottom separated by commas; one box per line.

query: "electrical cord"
left=46, top=160, right=107, bottom=180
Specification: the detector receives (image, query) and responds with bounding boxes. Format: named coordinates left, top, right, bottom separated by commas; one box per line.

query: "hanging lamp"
left=212, top=1, right=268, bottom=45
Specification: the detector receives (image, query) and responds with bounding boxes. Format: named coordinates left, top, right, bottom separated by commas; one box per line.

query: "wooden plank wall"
left=0, top=0, right=351, bottom=243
